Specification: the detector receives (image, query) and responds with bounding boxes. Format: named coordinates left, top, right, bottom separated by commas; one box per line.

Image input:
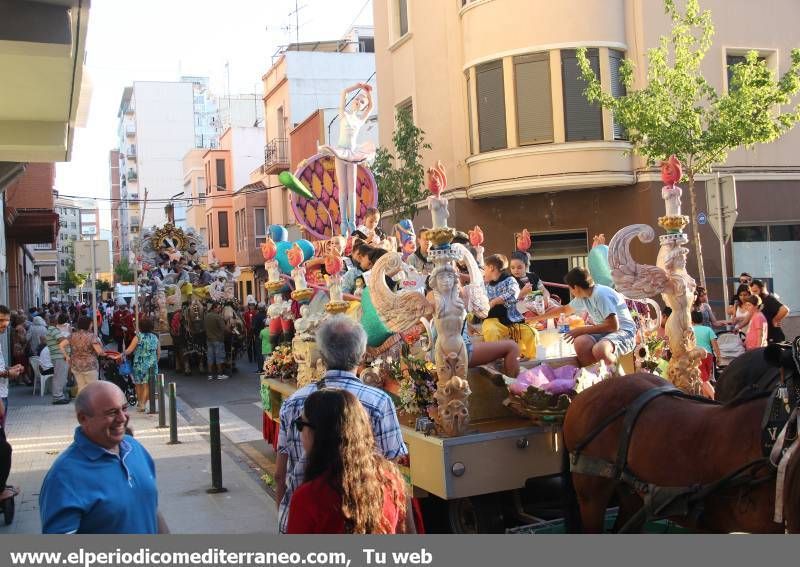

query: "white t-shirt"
left=569, top=284, right=637, bottom=334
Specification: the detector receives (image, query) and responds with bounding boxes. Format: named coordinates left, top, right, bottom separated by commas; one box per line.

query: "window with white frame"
left=254, top=208, right=268, bottom=247
left=396, top=0, right=409, bottom=39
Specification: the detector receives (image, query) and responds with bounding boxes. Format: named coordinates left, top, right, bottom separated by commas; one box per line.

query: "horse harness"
left=570, top=384, right=791, bottom=532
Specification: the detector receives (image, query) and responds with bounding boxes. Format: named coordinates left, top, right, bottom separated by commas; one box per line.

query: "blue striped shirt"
left=277, top=370, right=407, bottom=533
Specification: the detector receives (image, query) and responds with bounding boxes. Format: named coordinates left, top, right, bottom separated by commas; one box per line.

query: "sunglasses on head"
left=293, top=417, right=314, bottom=432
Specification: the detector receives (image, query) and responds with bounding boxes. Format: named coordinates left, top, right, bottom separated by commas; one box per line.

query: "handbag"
left=119, top=339, right=133, bottom=376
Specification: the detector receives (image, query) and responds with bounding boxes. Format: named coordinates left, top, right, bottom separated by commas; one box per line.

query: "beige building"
left=373, top=0, right=800, bottom=310
left=183, top=149, right=208, bottom=252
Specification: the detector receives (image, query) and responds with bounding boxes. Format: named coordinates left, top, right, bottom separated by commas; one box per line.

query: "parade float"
left=130, top=220, right=245, bottom=375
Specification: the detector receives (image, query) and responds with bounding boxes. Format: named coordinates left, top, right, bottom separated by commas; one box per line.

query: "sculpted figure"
left=319, top=83, right=375, bottom=236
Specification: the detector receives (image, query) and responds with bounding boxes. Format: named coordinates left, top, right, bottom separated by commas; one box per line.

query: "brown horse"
left=563, top=372, right=800, bottom=533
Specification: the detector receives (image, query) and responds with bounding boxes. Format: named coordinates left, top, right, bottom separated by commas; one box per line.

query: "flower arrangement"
left=263, top=344, right=298, bottom=383
left=370, top=345, right=438, bottom=415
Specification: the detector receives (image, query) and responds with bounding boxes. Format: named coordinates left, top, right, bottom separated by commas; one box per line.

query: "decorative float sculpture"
left=368, top=162, right=489, bottom=436
left=608, top=155, right=706, bottom=395
left=318, top=83, right=376, bottom=236
left=261, top=238, right=285, bottom=296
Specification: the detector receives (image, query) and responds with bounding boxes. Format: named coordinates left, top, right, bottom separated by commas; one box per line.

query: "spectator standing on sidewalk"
left=123, top=318, right=160, bottom=412
left=750, top=280, right=790, bottom=344
left=45, top=314, right=70, bottom=405
left=274, top=315, right=410, bottom=534
left=39, top=381, right=169, bottom=534
left=1, top=305, right=30, bottom=504
left=287, top=389, right=408, bottom=534
left=203, top=302, right=228, bottom=381
left=68, top=316, right=108, bottom=393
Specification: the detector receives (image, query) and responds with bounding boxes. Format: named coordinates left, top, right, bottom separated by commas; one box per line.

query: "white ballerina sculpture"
left=319, top=83, right=375, bottom=237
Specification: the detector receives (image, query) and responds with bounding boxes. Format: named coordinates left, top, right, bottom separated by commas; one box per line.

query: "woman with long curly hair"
left=287, top=389, right=408, bottom=534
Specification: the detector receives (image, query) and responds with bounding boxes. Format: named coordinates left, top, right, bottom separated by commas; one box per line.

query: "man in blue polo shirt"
left=39, top=381, right=168, bottom=534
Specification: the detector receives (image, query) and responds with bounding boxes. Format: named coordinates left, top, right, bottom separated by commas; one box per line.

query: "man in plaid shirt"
left=274, top=315, right=410, bottom=533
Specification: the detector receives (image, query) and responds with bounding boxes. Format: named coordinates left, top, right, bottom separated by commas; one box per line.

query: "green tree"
left=373, top=108, right=432, bottom=223
left=576, top=0, right=800, bottom=286
left=96, top=279, right=112, bottom=293
left=114, top=257, right=134, bottom=283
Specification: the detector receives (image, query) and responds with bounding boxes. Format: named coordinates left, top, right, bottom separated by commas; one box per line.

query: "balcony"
left=127, top=170, right=138, bottom=182
left=125, top=125, right=136, bottom=137
left=5, top=207, right=59, bottom=244
left=263, top=138, right=289, bottom=175
left=127, top=145, right=137, bottom=160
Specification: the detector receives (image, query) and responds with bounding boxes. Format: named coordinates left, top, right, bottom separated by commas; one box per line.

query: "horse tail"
left=561, top=442, right=582, bottom=533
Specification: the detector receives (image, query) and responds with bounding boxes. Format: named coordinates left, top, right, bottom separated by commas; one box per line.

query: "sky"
left=56, top=0, right=374, bottom=230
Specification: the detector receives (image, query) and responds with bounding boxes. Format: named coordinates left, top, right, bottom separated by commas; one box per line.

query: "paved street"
left=1, top=355, right=277, bottom=534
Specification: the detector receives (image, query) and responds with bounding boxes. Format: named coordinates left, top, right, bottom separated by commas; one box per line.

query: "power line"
left=58, top=181, right=286, bottom=205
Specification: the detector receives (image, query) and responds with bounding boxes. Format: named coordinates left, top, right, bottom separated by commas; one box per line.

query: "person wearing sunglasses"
left=287, top=389, right=409, bottom=534
left=274, top=315, right=412, bottom=534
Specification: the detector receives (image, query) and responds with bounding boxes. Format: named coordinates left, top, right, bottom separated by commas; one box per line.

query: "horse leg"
left=572, top=474, right=615, bottom=533
left=612, top=487, right=645, bottom=533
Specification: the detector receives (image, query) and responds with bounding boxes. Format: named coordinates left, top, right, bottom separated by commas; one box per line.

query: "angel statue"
left=608, top=224, right=706, bottom=395
left=319, top=83, right=375, bottom=236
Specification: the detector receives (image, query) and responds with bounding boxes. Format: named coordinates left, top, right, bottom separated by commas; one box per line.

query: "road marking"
left=196, top=405, right=264, bottom=444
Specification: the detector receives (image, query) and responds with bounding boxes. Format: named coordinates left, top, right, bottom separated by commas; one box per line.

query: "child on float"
left=508, top=251, right=551, bottom=312
left=481, top=254, right=538, bottom=360
left=406, top=229, right=434, bottom=275
left=527, top=267, right=636, bottom=369
left=425, top=266, right=521, bottom=377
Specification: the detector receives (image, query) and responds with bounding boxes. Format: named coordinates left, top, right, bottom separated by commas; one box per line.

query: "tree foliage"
left=96, top=279, right=112, bottom=293
left=576, top=0, right=800, bottom=285
left=373, top=108, right=432, bottom=223
left=114, top=257, right=134, bottom=283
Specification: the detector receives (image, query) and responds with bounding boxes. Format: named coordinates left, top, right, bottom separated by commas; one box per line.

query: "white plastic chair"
left=30, top=356, right=50, bottom=397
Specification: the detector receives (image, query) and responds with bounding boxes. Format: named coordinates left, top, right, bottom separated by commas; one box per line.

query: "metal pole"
left=167, top=382, right=180, bottom=445
left=206, top=407, right=227, bottom=493
left=148, top=370, right=157, bottom=414
left=90, top=233, right=98, bottom=336
left=157, top=373, right=166, bottom=428
left=717, top=173, right=731, bottom=311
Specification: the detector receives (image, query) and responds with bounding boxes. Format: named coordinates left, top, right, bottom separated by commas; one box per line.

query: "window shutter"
left=561, top=49, right=603, bottom=142
left=218, top=211, right=229, bottom=248
left=514, top=53, right=553, bottom=145
left=609, top=50, right=627, bottom=140
left=476, top=60, right=507, bottom=153
left=466, top=73, right=474, bottom=154
left=215, top=159, right=226, bottom=189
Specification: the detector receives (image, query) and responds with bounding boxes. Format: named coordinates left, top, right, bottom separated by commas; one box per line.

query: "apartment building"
left=204, top=127, right=265, bottom=268
left=4, top=164, right=59, bottom=309
left=373, top=0, right=800, bottom=309
left=252, top=26, right=378, bottom=228
left=109, top=149, right=122, bottom=264
left=0, top=0, right=91, bottom=306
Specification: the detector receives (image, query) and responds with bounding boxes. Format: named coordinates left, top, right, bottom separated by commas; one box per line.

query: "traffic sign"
left=706, top=174, right=738, bottom=244
left=697, top=212, right=707, bottom=225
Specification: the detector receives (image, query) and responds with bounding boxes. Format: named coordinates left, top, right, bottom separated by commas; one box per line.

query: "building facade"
left=109, top=149, right=122, bottom=264
left=204, top=127, right=265, bottom=269
left=116, top=81, right=196, bottom=231
left=4, top=164, right=59, bottom=309
left=253, top=28, right=378, bottom=228
left=373, top=0, right=800, bottom=311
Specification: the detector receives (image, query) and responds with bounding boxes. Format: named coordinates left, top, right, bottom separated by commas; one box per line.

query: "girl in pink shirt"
left=742, top=296, right=767, bottom=350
